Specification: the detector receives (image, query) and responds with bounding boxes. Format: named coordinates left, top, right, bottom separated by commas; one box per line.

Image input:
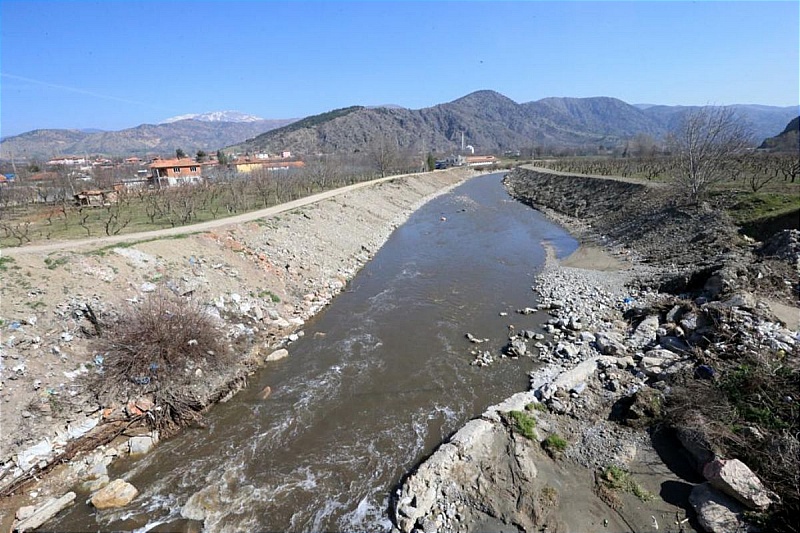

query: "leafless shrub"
left=94, top=289, right=231, bottom=432
left=666, top=107, right=753, bottom=203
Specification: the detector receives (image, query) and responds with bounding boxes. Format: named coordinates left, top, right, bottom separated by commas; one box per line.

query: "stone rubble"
left=394, top=170, right=798, bottom=532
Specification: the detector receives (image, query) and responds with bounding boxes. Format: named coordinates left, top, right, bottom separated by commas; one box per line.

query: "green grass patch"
left=258, top=290, right=281, bottom=303
left=526, top=401, right=547, bottom=412
left=0, top=256, right=16, bottom=271
left=718, top=363, right=793, bottom=430
left=44, top=256, right=69, bottom=270
left=600, top=465, right=655, bottom=502
left=507, top=410, right=537, bottom=440
left=724, top=191, right=800, bottom=225
left=542, top=433, right=568, bottom=454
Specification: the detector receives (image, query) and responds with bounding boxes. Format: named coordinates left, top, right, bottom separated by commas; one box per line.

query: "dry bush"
left=665, top=351, right=799, bottom=532
left=94, top=288, right=231, bottom=432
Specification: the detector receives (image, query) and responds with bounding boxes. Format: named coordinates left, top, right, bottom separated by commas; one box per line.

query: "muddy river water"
left=47, top=172, right=577, bottom=532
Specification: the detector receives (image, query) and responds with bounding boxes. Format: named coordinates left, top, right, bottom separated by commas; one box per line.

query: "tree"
left=196, top=150, right=207, bottom=163
left=667, top=107, right=752, bottom=203
left=216, top=150, right=228, bottom=166
left=426, top=153, right=436, bottom=172
left=629, top=133, right=659, bottom=158
left=368, top=136, right=400, bottom=178
left=176, top=148, right=187, bottom=159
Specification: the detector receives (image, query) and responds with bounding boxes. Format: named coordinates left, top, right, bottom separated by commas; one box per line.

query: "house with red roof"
left=148, top=157, right=202, bottom=187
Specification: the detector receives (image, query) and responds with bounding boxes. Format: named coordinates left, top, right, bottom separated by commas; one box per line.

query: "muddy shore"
left=0, top=167, right=483, bottom=531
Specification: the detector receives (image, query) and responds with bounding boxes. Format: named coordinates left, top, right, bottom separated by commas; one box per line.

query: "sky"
left=1, top=0, right=798, bottom=136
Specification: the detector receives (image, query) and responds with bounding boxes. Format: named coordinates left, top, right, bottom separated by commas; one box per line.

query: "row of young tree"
left=0, top=151, right=427, bottom=245
left=535, top=107, right=799, bottom=202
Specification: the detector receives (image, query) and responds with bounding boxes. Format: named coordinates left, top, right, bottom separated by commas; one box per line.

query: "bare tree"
left=368, top=136, right=400, bottom=178
left=667, top=107, right=752, bottom=203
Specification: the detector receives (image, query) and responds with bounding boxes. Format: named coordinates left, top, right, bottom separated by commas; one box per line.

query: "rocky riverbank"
left=393, top=166, right=798, bottom=533
left=0, top=167, right=482, bottom=532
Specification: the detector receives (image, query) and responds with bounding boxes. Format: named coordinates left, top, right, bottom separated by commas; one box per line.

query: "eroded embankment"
left=394, top=166, right=798, bottom=533
left=1, top=167, right=480, bottom=532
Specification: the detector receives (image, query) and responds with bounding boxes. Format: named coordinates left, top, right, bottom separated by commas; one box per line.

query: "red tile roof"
left=148, top=158, right=199, bottom=169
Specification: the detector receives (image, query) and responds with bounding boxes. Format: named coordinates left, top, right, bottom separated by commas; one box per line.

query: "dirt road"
left=1, top=173, right=413, bottom=257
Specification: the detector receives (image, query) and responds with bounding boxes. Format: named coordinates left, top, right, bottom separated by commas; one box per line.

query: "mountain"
left=161, top=111, right=265, bottom=124
left=4, top=92, right=795, bottom=160
left=0, top=118, right=296, bottom=159
left=758, top=116, right=800, bottom=152
left=233, top=90, right=797, bottom=156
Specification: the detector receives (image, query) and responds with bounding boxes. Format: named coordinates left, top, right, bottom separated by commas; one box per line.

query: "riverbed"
left=45, top=172, right=578, bottom=532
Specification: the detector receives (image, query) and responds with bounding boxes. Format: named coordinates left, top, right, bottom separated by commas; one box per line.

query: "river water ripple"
left=47, top=172, right=577, bottom=532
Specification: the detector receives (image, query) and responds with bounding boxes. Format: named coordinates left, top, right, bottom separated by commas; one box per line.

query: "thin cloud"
left=1, top=72, right=170, bottom=111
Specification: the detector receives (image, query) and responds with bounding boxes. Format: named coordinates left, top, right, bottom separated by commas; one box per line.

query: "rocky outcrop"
left=394, top=418, right=544, bottom=533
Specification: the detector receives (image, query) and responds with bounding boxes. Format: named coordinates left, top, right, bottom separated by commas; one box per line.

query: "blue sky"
left=1, top=1, right=798, bottom=136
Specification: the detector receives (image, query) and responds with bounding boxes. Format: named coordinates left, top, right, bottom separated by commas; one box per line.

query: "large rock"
left=595, top=331, right=627, bottom=355
left=506, top=337, right=527, bottom=357
left=628, top=315, right=660, bottom=350
left=12, top=492, right=76, bottom=533
left=91, top=478, right=138, bottom=509
left=128, top=435, right=156, bottom=455
left=265, top=348, right=289, bottom=362
left=703, top=458, right=776, bottom=510
left=676, top=425, right=716, bottom=471
left=394, top=418, right=540, bottom=532
left=181, top=485, right=222, bottom=521
left=689, top=482, right=746, bottom=533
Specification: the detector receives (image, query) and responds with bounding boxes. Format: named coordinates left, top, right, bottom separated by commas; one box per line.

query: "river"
left=46, top=172, right=577, bottom=532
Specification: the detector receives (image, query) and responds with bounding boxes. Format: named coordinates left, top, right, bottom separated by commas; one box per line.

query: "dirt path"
left=1, top=173, right=411, bottom=257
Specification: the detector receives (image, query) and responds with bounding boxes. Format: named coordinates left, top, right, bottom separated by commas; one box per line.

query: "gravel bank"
left=393, top=167, right=798, bottom=533
left=0, top=167, right=484, bottom=531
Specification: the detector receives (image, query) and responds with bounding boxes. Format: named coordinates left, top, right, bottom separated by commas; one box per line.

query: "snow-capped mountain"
left=161, top=111, right=265, bottom=124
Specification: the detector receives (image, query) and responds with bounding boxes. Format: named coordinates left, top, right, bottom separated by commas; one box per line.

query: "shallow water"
left=47, top=172, right=577, bottom=532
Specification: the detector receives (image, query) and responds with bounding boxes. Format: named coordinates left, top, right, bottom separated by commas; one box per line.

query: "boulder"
left=66, top=417, right=99, bottom=440
left=703, top=458, right=776, bottom=510
left=128, top=435, right=156, bottom=455
left=181, top=485, right=222, bottom=521
left=679, top=312, right=699, bottom=333
left=689, top=482, right=746, bottom=533
left=628, top=315, right=659, bottom=350
left=595, top=331, right=627, bottom=355
left=677, top=425, right=716, bottom=471
left=506, top=338, right=527, bottom=357
left=265, top=348, right=289, bottom=362
left=81, top=474, right=110, bottom=493
left=555, top=341, right=578, bottom=359
left=659, top=335, right=692, bottom=354
left=91, top=478, right=138, bottom=509
left=13, top=492, right=76, bottom=533
left=665, top=305, right=683, bottom=324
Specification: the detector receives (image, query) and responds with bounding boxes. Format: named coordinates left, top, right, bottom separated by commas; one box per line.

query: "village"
left=0, top=149, right=499, bottom=208
left=0, top=150, right=309, bottom=208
